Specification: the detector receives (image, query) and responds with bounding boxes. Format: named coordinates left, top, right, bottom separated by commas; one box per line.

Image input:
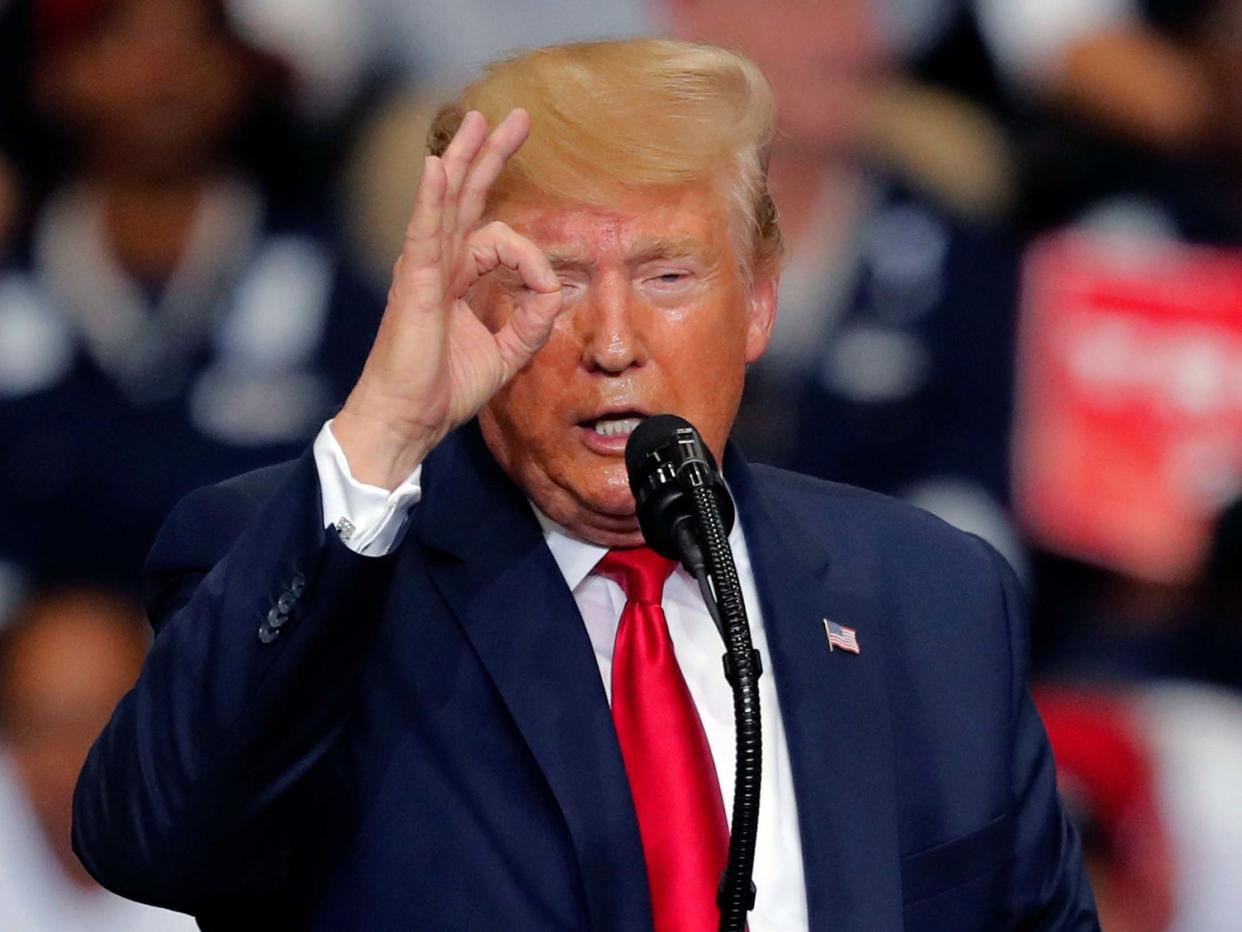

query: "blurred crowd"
left=0, top=0, right=1239, bottom=928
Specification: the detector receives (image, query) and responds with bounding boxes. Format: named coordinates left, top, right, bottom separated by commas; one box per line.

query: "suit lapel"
left=728, top=449, right=904, bottom=930
left=414, top=425, right=652, bottom=932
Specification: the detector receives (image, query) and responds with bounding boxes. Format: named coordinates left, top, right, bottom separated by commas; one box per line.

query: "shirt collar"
left=531, top=501, right=751, bottom=592
left=532, top=506, right=610, bottom=591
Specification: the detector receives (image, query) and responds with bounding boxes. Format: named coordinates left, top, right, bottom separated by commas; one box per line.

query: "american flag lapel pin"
left=823, top=618, right=860, bottom=655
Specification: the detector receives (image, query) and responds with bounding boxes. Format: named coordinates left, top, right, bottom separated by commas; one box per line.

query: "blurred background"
left=0, top=0, right=1239, bottom=928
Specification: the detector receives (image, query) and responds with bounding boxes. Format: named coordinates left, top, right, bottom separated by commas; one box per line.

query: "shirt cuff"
left=312, top=419, right=422, bottom=556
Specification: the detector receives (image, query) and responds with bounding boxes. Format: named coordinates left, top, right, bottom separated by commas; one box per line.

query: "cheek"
left=682, top=302, right=752, bottom=365
left=657, top=315, right=749, bottom=413
left=488, top=375, right=547, bottom=441
left=489, top=334, right=577, bottom=432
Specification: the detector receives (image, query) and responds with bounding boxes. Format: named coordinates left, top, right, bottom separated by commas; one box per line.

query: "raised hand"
left=333, top=109, right=564, bottom=489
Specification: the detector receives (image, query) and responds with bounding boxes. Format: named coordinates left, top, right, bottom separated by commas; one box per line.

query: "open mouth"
left=588, top=415, right=645, bottom=438
left=576, top=411, right=648, bottom=448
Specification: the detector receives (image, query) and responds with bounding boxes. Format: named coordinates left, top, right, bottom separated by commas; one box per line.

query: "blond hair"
left=428, top=38, right=783, bottom=279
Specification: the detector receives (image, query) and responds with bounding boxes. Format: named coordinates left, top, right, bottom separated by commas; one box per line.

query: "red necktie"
left=596, top=547, right=729, bottom=932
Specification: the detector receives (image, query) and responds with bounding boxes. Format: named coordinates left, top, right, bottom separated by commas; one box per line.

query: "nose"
left=577, top=273, right=647, bottom=374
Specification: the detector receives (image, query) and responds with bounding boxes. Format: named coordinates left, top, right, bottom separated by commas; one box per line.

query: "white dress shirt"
left=312, top=421, right=810, bottom=930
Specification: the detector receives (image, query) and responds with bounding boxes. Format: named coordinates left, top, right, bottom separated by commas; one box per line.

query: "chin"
left=561, top=501, right=644, bottom=548
left=573, top=471, right=636, bottom=518
left=538, top=472, right=638, bottom=541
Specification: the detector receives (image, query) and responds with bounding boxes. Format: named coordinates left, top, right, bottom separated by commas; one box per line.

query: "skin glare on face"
left=474, top=183, right=776, bottom=547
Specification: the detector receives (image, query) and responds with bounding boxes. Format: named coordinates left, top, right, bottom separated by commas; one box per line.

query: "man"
left=73, top=39, right=1097, bottom=930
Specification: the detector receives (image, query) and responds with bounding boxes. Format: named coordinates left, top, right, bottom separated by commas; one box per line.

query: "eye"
left=553, top=275, right=586, bottom=302
left=647, top=270, right=692, bottom=287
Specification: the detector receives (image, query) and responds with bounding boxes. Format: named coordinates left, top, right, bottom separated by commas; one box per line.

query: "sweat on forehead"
left=427, top=37, right=785, bottom=279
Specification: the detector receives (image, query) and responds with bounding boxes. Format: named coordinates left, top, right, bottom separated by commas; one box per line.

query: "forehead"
left=491, top=183, right=736, bottom=262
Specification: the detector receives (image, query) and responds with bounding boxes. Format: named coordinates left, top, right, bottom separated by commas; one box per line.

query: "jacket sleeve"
left=72, top=449, right=402, bottom=914
left=976, top=540, right=1100, bottom=929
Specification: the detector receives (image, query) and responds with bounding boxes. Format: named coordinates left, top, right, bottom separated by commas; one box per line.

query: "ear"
left=744, top=269, right=779, bottom=364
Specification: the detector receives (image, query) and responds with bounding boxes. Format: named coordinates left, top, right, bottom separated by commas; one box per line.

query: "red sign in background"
left=1013, top=233, right=1242, bottom=583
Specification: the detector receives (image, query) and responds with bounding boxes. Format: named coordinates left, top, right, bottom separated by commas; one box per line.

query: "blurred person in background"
left=1, top=0, right=29, bottom=258
left=904, top=0, right=1242, bottom=214
left=1034, top=496, right=1242, bottom=691
left=1200, top=496, right=1242, bottom=688
left=1035, top=690, right=1176, bottom=932
left=221, top=0, right=653, bottom=124
left=1038, top=683, right=1242, bottom=932
left=998, top=0, right=1242, bottom=666
left=970, top=0, right=1242, bottom=236
left=665, top=0, right=1025, bottom=568
left=0, top=153, right=17, bottom=256
left=978, top=0, right=1233, bottom=160
left=0, top=0, right=382, bottom=618
left=0, top=588, right=195, bottom=930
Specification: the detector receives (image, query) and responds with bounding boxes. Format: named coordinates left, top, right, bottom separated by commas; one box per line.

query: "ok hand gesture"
left=334, top=109, right=564, bottom=489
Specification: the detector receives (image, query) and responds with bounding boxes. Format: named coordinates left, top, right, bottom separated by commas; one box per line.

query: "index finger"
left=455, top=109, right=531, bottom=232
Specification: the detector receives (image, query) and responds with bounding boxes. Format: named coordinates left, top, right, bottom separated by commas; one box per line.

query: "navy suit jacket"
left=73, top=423, right=1097, bottom=930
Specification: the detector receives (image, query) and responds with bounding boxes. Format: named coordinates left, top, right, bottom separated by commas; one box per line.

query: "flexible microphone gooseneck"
left=625, top=415, right=762, bottom=932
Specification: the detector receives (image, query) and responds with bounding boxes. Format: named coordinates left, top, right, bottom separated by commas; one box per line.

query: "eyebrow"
left=545, top=235, right=706, bottom=270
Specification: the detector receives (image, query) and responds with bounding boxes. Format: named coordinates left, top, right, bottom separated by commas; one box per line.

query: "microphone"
left=625, top=414, right=735, bottom=576
left=625, top=415, right=760, bottom=932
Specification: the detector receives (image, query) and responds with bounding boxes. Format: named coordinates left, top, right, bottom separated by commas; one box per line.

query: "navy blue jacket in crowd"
left=783, top=182, right=1020, bottom=505
left=73, top=422, right=1096, bottom=930
left=0, top=200, right=381, bottom=601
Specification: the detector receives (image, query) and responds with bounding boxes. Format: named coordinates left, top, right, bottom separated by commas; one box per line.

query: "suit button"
left=258, top=624, right=280, bottom=644
left=277, top=591, right=296, bottom=613
left=267, top=607, right=287, bottom=630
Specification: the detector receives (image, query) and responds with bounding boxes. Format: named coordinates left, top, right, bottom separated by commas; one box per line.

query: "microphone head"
left=624, top=414, right=734, bottom=564
left=625, top=415, right=725, bottom=499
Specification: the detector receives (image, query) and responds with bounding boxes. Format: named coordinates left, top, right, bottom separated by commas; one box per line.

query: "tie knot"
left=596, top=547, right=677, bottom=605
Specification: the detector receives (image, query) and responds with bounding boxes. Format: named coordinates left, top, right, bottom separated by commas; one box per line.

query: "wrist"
left=331, top=401, right=439, bottom=491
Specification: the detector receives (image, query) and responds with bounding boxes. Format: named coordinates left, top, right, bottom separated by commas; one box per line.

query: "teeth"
left=592, top=417, right=643, bottom=437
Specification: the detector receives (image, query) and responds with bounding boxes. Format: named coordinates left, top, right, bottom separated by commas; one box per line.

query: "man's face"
left=474, top=182, right=777, bottom=547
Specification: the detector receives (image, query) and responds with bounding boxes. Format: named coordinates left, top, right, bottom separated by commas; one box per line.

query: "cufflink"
left=334, top=517, right=356, bottom=543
